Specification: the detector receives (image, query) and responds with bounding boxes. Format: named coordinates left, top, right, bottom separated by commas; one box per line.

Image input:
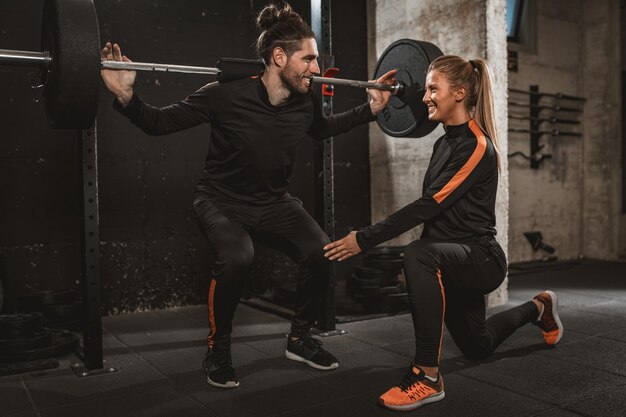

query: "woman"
left=323, top=56, right=563, bottom=411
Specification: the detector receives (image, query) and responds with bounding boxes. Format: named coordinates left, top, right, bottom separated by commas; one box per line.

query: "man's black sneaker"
left=202, top=348, right=239, bottom=388
left=285, top=334, right=339, bottom=370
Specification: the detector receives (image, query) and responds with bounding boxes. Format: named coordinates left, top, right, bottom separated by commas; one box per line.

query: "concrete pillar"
left=507, top=0, right=586, bottom=263
left=581, top=0, right=622, bottom=259
left=367, top=0, right=509, bottom=306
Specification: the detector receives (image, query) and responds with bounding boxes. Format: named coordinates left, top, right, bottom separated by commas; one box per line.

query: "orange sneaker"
left=534, top=290, right=563, bottom=345
left=378, top=365, right=445, bottom=411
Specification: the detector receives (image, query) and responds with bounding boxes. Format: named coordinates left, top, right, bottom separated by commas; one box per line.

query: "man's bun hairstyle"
left=256, top=2, right=315, bottom=63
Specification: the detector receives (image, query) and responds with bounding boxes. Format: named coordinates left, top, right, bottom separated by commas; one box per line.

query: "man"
left=101, top=2, right=394, bottom=389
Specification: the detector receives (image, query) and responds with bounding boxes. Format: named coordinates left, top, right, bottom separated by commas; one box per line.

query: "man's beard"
left=280, top=63, right=309, bottom=95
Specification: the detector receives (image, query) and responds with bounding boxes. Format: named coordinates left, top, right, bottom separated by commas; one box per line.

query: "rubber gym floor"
left=1, top=260, right=625, bottom=417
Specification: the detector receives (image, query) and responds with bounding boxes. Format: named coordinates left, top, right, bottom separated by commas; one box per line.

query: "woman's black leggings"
left=403, top=238, right=537, bottom=366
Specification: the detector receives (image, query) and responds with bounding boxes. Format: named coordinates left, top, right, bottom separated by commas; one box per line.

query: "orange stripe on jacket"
left=433, top=120, right=487, bottom=204
left=436, top=269, right=446, bottom=363
left=207, top=279, right=217, bottom=348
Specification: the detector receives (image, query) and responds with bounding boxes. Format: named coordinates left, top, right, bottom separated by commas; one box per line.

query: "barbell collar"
left=0, top=49, right=51, bottom=68
left=101, top=60, right=221, bottom=75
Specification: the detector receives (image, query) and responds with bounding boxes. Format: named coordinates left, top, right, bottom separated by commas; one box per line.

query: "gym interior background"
left=0, top=0, right=624, bottom=315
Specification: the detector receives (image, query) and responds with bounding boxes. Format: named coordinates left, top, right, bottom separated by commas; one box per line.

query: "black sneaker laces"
left=299, top=335, right=323, bottom=350
left=536, top=295, right=556, bottom=330
left=203, top=349, right=232, bottom=369
left=397, top=368, right=423, bottom=392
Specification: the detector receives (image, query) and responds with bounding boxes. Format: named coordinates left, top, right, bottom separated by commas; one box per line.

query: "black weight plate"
left=365, top=254, right=403, bottom=262
left=353, top=265, right=396, bottom=280
left=0, top=329, right=52, bottom=353
left=365, top=246, right=406, bottom=257
left=18, top=289, right=77, bottom=311
left=0, top=327, right=38, bottom=339
left=374, top=39, right=443, bottom=138
left=363, top=257, right=404, bottom=272
left=0, top=313, right=43, bottom=337
left=0, top=330, right=79, bottom=362
left=41, top=302, right=84, bottom=318
left=0, top=358, right=59, bottom=377
left=45, top=319, right=83, bottom=332
left=350, top=273, right=399, bottom=288
left=42, top=0, right=101, bottom=129
left=380, top=284, right=405, bottom=295
left=382, top=293, right=409, bottom=305
left=357, top=286, right=384, bottom=297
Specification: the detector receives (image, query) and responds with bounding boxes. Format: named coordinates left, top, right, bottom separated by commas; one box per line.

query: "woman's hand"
left=367, top=69, right=397, bottom=116
left=101, top=42, right=136, bottom=105
left=323, top=231, right=362, bottom=261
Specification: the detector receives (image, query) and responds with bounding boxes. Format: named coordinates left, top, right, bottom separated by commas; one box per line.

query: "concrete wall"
left=508, top=0, right=622, bottom=262
left=367, top=0, right=509, bottom=306
left=621, top=0, right=626, bottom=260
left=581, top=0, right=622, bottom=260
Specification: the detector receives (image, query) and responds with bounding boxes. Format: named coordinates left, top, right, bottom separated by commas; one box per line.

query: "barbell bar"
left=0, top=49, right=403, bottom=94
left=0, top=49, right=51, bottom=67
left=102, top=60, right=404, bottom=95
left=0, top=0, right=442, bottom=137
left=0, top=49, right=262, bottom=78
left=102, top=60, right=403, bottom=94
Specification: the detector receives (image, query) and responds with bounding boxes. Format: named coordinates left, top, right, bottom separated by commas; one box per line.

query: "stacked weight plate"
left=18, top=289, right=84, bottom=331
left=347, top=246, right=409, bottom=313
left=0, top=312, right=79, bottom=375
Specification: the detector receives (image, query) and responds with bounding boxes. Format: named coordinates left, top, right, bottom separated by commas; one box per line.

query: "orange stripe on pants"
left=207, top=278, right=216, bottom=348
left=436, top=269, right=446, bottom=363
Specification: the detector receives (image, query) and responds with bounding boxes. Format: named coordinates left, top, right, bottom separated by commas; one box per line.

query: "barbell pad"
left=216, top=57, right=265, bottom=83
left=41, top=0, right=101, bottom=129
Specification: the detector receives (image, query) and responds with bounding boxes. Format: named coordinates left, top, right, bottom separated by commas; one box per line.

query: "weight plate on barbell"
left=41, top=0, right=101, bottom=129
left=374, top=39, right=443, bottom=138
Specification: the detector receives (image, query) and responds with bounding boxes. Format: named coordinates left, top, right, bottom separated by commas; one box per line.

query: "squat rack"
left=61, top=0, right=343, bottom=371
left=71, top=0, right=341, bottom=372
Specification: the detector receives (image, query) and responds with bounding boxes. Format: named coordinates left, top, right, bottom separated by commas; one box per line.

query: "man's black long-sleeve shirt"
left=114, top=76, right=376, bottom=202
left=356, top=120, right=499, bottom=249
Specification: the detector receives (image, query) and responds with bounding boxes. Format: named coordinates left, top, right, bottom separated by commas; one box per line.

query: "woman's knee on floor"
left=457, top=336, right=494, bottom=361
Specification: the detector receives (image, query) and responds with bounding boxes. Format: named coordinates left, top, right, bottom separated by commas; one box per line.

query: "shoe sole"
left=206, top=376, right=239, bottom=389
left=285, top=350, right=339, bottom=370
left=545, top=290, right=564, bottom=345
left=379, top=390, right=445, bottom=411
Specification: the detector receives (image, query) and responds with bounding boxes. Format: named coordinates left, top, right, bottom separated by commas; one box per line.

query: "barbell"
left=0, top=0, right=443, bottom=137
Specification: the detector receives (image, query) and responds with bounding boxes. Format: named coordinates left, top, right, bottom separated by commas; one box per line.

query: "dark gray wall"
left=0, top=0, right=370, bottom=314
